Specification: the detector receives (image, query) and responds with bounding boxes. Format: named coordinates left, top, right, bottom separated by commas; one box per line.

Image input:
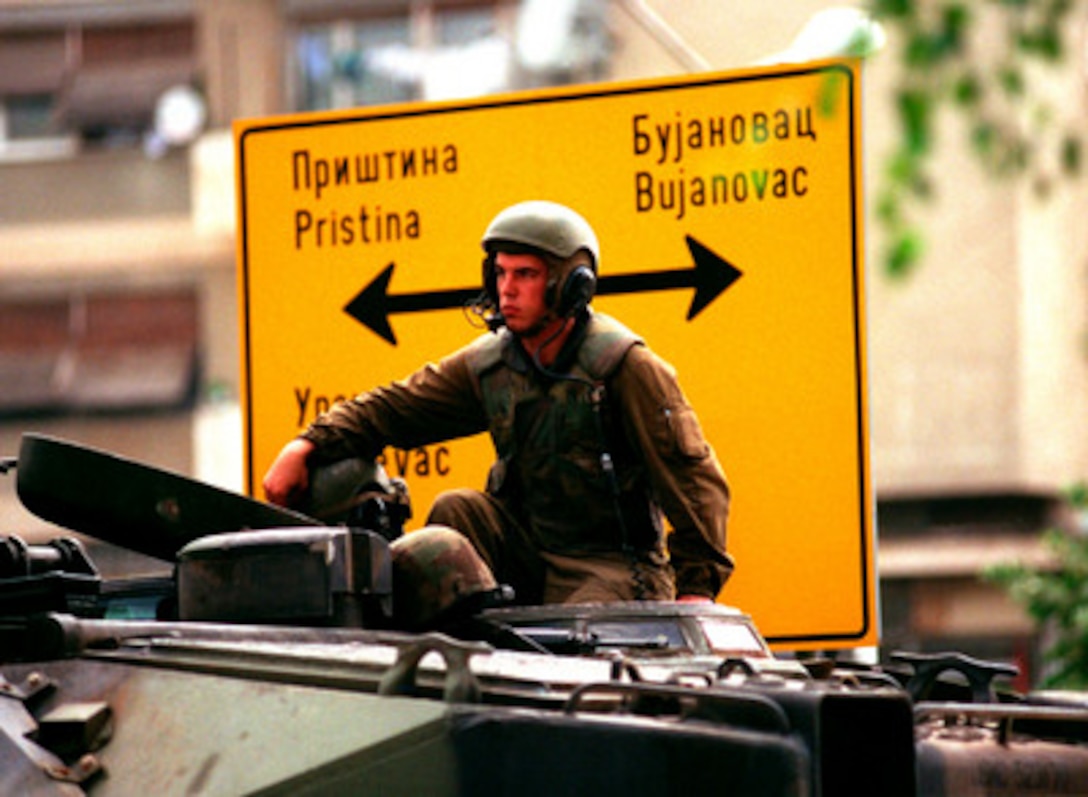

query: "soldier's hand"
left=263, top=438, right=315, bottom=507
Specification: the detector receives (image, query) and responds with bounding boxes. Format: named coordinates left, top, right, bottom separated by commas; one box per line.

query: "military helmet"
left=301, top=457, right=411, bottom=538
left=389, top=526, right=498, bottom=630
left=482, top=200, right=599, bottom=267
left=481, top=200, right=599, bottom=317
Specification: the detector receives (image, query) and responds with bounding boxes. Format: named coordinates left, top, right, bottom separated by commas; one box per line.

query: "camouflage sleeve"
left=610, top=345, right=734, bottom=599
left=300, top=345, right=489, bottom=466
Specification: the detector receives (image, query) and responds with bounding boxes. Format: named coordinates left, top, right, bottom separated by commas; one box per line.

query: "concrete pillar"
left=196, top=0, right=286, bottom=126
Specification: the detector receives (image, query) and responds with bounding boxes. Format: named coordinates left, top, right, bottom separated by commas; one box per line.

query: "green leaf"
left=885, top=229, right=925, bottom=278
left=1061, top=135, right=1082, bottom=176
left=1067, top=482, right=1088, bottom=509
left=875, top=192, right=901, bottom=225
left=998, top=65, right=1025, bottom=97
left=971, top=121, right=997, bottom=158
left=1018, top=23, right=1063, bottom=61
left=887, top=147, right=920, bottom=185
left=952, top=71, right=982, bottom=107
left=817, top=71, right=845, bottom=118
left=897, top=89, right=933, bottom=155
left=985, top=503, right=1088, bottom=688
left=870, top=0, right=915, bottom=20
left=940, top=3, right=970, bottom=52
left=873, top=0, right=1081, bottom=282
left=905, top=29, right=952, bottom=68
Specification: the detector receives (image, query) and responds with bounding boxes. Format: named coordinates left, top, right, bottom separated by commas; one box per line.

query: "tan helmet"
left=483, top=200, right=599, bottom=265
left=389, top=526, right=498, bottom=630
left=301, top=456, right=411, bottom=537
left=481, top=200, right=599, bottom=317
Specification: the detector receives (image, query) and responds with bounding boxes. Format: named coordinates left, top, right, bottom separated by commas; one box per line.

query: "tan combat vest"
left=467, top=313, right=664, bottom=556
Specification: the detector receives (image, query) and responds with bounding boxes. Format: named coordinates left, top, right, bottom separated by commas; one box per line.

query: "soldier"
left=264, top=200, right=733, bottom=605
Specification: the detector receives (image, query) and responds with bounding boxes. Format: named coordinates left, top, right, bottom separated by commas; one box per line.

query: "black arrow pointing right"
left=595, top=235, right=742, bottom=320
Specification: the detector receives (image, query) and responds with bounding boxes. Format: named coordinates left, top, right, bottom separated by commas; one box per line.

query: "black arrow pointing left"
left=343, top=264, right=480, bottom=345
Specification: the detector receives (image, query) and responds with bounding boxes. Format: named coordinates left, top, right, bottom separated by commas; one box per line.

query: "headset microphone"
left=465, top=291, right=506, bottom=333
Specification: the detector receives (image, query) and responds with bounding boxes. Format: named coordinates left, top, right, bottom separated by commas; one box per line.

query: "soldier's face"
left=494, top=252, right=550, bottom=335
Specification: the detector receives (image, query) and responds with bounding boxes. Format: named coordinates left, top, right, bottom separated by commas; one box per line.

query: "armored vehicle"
left=4, top=433, right=1088, bottom=796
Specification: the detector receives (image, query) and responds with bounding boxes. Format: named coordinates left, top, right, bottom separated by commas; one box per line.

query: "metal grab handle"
left=892, top=650, right=1019, bottom=704
left=377, top=633, right=488, bottom=703
left=563, top=681, right=791, bottom=734
left=717, top=657, right=757, bottom=678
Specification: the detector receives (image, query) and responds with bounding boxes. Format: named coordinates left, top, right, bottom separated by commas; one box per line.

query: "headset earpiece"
left=556, top=264, right=597, bottom=318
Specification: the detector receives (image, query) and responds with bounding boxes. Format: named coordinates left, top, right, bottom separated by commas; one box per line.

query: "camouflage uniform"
left=301, top=311, right=733, bottom=603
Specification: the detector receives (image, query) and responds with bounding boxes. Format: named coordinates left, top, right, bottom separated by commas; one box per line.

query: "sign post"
left=235, top=59, right=874, bottom=649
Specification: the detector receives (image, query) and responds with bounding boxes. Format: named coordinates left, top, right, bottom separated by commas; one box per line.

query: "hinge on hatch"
left=0, top=672, right=109, bottom=786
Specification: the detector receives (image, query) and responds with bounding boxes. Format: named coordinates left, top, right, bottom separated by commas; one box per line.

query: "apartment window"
left=295, top=16, right=415, bottom=111
left=0, top=290, right=199, bottom=416
left=288, top=0, right=610, bottom=111
left=5, top=94, right=55, bottom=139
left=0, top=20, right=196, bottom=157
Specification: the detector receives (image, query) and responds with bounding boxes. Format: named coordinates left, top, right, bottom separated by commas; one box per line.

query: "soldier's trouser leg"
left=538, top=550, right=675, bottom=604
left=427, top=488, right=546, bottom=605
left=428, top=488, right=676, bottom=605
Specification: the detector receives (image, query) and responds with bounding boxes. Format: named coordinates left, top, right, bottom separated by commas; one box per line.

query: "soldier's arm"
left=611, top=346, right=734, bottom=599
left=299, top=345, right=489, bottom=466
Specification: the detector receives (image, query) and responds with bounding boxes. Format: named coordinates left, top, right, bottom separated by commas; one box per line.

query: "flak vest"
left=466, top=313, right=664, bottom=556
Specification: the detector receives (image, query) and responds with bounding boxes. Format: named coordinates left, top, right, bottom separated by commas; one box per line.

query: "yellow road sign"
left=235, top=59, right=873, bottom=649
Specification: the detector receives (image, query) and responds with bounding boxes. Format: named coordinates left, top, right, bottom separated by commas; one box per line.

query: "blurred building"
left=1, top=0, right=1086, bottom=680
